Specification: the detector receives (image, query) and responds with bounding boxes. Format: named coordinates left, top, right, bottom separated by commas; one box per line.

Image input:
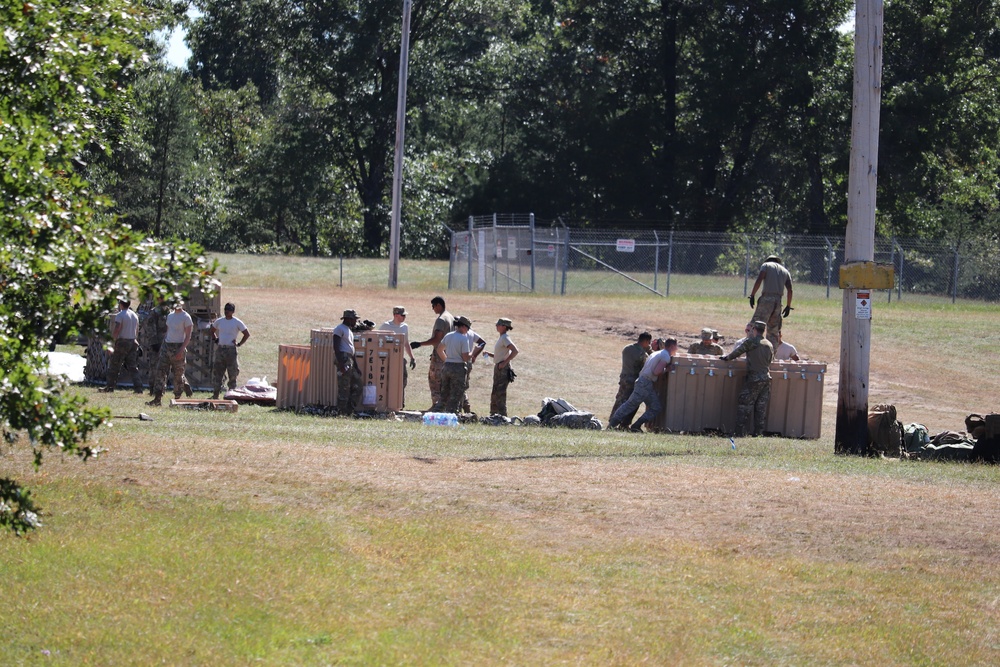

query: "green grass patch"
left=3, top=477, right=997, bottom=665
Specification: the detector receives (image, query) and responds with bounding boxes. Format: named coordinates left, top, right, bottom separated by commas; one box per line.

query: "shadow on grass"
left=443, top=449, right=701, bottom=464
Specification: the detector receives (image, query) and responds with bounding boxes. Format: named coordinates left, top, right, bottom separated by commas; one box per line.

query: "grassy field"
left=2, top=254, right=998, bottom=665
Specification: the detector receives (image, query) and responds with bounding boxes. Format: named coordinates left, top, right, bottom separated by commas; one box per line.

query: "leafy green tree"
left=879, top=0, right=1000, bottom=240
left=1, top=0, right=215, bottom=533
left=187, top=0, right=284, bottom=104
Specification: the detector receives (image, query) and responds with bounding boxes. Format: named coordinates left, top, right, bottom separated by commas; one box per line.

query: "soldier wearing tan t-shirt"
left=748, top=255, right=793, bottom=349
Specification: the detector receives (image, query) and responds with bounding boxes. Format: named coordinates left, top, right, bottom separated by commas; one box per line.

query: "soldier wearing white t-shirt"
left=431, top=316, right=473, bottom=413
left=211, top=302, right=250, bottom=399
left=487, top=318, right=518, bottom=416
left=147, top=301, right=193, bottom=406
left=774, top=331, right=799, bottom=361
left=381, top=306, right=416, bottom=407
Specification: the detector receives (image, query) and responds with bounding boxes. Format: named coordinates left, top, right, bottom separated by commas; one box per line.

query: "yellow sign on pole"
left=838, top=261, right=895, bottom=290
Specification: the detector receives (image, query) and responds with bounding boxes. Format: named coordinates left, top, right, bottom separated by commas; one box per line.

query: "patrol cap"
left=341, top=309, right=359, bottom=320
left=700, top=327, right=713, bottom=340
left=753, top=320, right=767, bottom=332
left=454, top=315, right=472, bottom=328
left=392, top=306, right=407, bottom=316
left=496, top=317, right=513, bottom=330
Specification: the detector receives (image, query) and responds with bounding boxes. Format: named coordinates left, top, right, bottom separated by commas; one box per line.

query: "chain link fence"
left=446, top=215, right=1000, bottom=302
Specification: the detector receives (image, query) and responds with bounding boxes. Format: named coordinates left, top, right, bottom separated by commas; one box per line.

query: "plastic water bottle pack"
left=422, top=412, right=459, bottom=427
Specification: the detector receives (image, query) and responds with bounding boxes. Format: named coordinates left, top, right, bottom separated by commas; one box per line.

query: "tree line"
left=85, top=0, right=1000, bottom=259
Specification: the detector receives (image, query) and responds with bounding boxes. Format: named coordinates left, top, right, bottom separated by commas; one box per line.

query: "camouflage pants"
left=490, top=363, right=513, bottom=416
left=752, top=295, right=783, bottom=349
left=401, top=362, right=408, bottom=408
left=153, top=342, right=190, bottom=398
left=462, top=362, right=473, bottom=413
left=609, top=375, right=639, bottom=427
left=428, top=353, right=445, bottom=407
left=610, top=376, right=661, bottom=430
left=435, top=362, right=468, bottom=413
left=106, top=338, right=142, bottom=390
left=736, top=378, right=771, bottom=437
left=336, top=351, right=363, bottom=415
left=213, top=346, right=239, bottom=396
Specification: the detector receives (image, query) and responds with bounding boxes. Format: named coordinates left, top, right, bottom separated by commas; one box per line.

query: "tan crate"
left=276, top=344, right=311, bottom=409
left=657, top=354, right=826, bottom=439
left=357, top=331, right=405, bottom=412
left=308, top=329, right=338, bottom=407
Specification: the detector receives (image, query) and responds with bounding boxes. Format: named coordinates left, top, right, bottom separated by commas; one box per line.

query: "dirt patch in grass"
left=22, top=435, right=999, bottom=569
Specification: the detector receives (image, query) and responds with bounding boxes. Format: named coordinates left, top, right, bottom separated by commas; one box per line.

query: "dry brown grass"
left=35, top=254, right=1000, bottom=564
left=5, top=254, right=998, bottom=664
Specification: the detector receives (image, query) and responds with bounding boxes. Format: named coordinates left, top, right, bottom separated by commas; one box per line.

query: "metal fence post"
left=447, top=229, right=453, bottom=290
left=653, top=230, right=660, bottom=294
left=340, top=255, right=344, bottom=287
left=666, top=230, right=674, bottom=297
left=952, top=246, right=960, bottom=303
left=529, top=213, right=536, bottom=292
left=467, top=216, right=474, bottom=292
left=743, top=235, right=750, bottom=296
left=561, top=226, right=570, bottom=296
left=552, top=226, right=559, bottom=295
left=896, top=239, right=903, bottom=301
left=824, top=237, right=832, bottom=299
left=491, top=213, right=498, bottom=292
left=888, top=236, right=895, bottom=303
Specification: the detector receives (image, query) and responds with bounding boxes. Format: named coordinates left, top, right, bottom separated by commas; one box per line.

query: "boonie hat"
left=341, top=309, right=359, bottom=320
left=392, top=306, right=407, bottom=316
left=765, top=254, right=782, bottom=264
left=700, top=327, right=713, bottom=340
left=454, top=315, right=472, bottom=328
left=496, top=317, right=513, bottom=330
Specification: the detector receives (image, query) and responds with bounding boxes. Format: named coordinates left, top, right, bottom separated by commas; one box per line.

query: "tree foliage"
left=880, top=0, right=1000, bottom=240
left=95, top=0, right=1000, bottom=258
left=1, top=0, right=215, bottom=533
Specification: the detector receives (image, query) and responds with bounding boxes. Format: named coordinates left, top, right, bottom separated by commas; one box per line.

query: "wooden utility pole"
left=836, top=1, right=884, bottom=454
left=388, top=0, right=412, bottom=289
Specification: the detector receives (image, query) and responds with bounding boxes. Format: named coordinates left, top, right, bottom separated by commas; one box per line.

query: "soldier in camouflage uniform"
left=411, top=296, right=454, bottom=410
left=488, top=318, right=519, bottom=416
left=687, top=328, right=724, bottom=355
left=432, top=316, right=473, bottom=413
left=720, top=321, right=775, bottom=437
left=101, top=298, right=144, bottom=393
left=333, top=309, right=363, bottom=415
left=610, top=332, right=651, bottom=428
left=748, top=255, right=793, bottom=349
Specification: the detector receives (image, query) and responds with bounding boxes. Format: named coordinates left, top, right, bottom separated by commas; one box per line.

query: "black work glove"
left=719, top=356, right=727, bottom=361
left=749, top=295, right=755, bottom=308
left=410, top=341, right=421, bottom=349
left=409, top=359, right=416, bottom=370
left=782, top=305, right=793, bottom=318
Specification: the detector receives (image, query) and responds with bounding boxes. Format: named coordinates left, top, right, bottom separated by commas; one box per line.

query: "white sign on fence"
left=507, top=237, right=518, bottom=259
left=616, top=239, right=635, bottom=253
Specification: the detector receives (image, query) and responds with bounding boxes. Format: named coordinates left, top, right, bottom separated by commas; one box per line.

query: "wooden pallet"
left=169, top=398, right=239, bottom=412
